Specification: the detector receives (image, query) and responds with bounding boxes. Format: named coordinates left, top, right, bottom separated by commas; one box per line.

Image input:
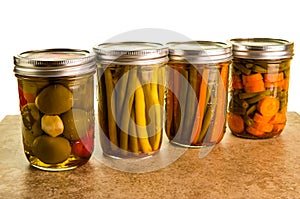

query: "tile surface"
left=1, top=113, right=300, bottom=198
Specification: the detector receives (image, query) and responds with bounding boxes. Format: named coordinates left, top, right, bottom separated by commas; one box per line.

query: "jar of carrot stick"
left=166, top=41, right=232, bottom=147
left=228, top=38, right=294, bottom=139
left=93, top=42, right=168, bottom=158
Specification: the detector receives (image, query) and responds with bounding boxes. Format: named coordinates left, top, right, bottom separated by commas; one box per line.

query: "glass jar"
left=166, top=41, right=232, bottom=147
left=14, top=49, right=96, bottom=171
left=94, top=42, right=168, bottom=158
left=228, top=38, right=294, bottom=139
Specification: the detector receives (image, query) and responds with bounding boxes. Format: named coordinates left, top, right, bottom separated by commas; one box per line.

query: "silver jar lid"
left=14, top=48, right=96, bottom=77
left=167, top=41, right=232, bottom=64
left=93, top=42, right=169, bottom=65
left=230, top=38, right=294, bottom=59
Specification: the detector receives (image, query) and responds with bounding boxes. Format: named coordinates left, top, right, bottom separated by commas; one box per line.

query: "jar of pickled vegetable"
left=14, top=49, right=96, bottom=171
left=166, top=41, right=232, bottom=147
left=228, top=38, right=294, bottom=139
left=93, top=42, right=168, bottom=158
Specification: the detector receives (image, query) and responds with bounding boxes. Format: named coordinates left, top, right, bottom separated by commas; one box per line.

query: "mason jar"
left=166, top=41, right=232, bottom=147
left=14, top=49, right=96, bottom=171
left=93, top=42, right=168, bottom=158
left=228, top=38, right=294, bottom=139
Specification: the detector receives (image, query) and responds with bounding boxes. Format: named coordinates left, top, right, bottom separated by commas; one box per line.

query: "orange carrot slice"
left=246, top=126, right=265, bottom=137
left=257, top=96, right=280, bottom=117
left=269, top=112, right=286, bottom=124
left=227, top=113, right=244, bottom=134
left=244, top=81, right=265, bottom=93
left=242, top=73, right=263, bottom=84
left=264, top=80, right=284, bottom=89
left=252, top=121, right=273, bottom=133
left=264, top=72, right=284, bottom=82
left=253, top=113, right=272, bottom=123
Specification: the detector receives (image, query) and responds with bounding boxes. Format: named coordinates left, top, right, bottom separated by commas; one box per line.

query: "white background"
left=0, top=0, right=299, bottom=121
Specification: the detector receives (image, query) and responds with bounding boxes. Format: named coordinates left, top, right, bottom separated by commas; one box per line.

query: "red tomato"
left=72, top=126, right=94, bottom=158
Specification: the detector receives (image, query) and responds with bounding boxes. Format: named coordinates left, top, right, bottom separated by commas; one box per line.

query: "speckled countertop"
left=1, top=113, right=300, bottom=199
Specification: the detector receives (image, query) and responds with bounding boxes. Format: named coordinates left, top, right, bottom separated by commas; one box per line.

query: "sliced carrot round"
left=252, top=121, right=273, bottom=133
left=264, top=72, right=284, bottom=82
left=257, top=96, right=280, bottom=117
left=228, top=113, right=244, bottom=134
left=246, top=126, right=265, bottom=137
left=253, top=113, right=272, bottom=123
left=242, top=73, right=263, bottom=84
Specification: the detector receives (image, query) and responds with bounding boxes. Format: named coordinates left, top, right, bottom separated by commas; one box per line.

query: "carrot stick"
left=166, top=67, right=174, bottom=138
left=210, top=63, right=229, bottom=143
left=172, top=67, right=182, bottom=136
left=191, top=68, right=209, bottom=144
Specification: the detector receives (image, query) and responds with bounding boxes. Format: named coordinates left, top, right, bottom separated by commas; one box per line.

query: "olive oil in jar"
left=14, top=49, right=96, bottom=171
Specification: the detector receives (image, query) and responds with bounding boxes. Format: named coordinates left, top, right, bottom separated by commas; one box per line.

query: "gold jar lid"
left=14, top=48, right=96, bottom=77
left=230, top=38, right=294, bottom=59
left=93, top=41, right=168, bottom=65
left=167, top=41, right=232, bottom=64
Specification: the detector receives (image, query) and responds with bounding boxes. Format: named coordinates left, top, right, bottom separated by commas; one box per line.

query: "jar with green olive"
left=94, top=42, right=168, bottom=158
left=14, top=49, right=96, bottom=171
left=228, top=38, right=294, bottom=139
left=166, top=41, right=232, bottom=147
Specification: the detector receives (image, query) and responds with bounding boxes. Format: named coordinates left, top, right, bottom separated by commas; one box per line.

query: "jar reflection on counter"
left=94, top=42, right=168, bottom=158
left=14, top=49, right=96, bottom=171
left=166, top=41, right=232, bottom=147
left=228, top=38, right=294, bottom=139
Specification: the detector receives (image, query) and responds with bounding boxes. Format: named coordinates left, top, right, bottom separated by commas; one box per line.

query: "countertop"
left=1, top=113, right=300, bottom=199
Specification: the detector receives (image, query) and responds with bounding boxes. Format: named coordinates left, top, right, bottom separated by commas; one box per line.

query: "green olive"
left=35, top=84, right=73, bottom=115
left=32, top=135, right=71, bottom=164
left=61, top=109, right=89, bottom=141
left=22, top=121, right=43, bottom=152
left=21, top=103, right=41, bottom=130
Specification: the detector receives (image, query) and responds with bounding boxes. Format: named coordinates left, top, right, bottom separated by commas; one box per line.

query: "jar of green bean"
left=166, top=41, right=232, bottom=147
left=94, top=42, right=168, bottom=158
left=228, top=38, right=294, bottom=139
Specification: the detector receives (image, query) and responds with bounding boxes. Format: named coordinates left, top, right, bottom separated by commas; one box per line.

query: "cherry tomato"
left=72, top=126, right=94, bottom=158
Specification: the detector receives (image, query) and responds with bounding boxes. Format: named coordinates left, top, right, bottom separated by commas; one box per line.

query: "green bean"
left=129, top=107, right=139, bottom=154
left=233, top=63, right=251, bottom=75
left=177, top=69, right=189, bottom=142
left=252, top=65, right=268, bottom=73
left=104, top=69, right=119, bottom=148
left=246, top=94, right=267, bottom=104
left=245, top=63, right=254, bottom=68
left=239, top=90, right=271, bottom=99
left=119, top=68, right=137, bottom=152
left=243, top=115, right=254, bottom=127
left=233, top=97, right=249, bottom=109
left=246, top=104, right=257, bottom=115
left=181, top=66, right=198, bottom=143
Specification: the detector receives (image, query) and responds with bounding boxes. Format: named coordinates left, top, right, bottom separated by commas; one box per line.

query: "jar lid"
left=93, top=42, right=169, bottom=65
left=167, top=41, right=232, bottom=64
left=230, top=38, right=294, bottom=59
left=14, top=48, right=96, bottom=77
